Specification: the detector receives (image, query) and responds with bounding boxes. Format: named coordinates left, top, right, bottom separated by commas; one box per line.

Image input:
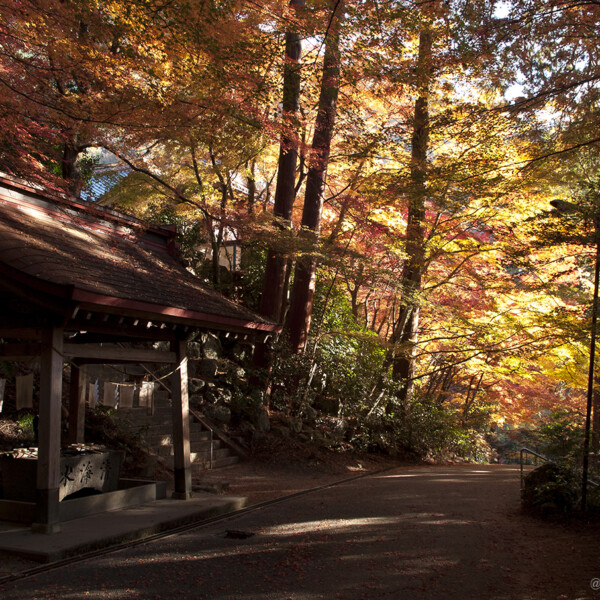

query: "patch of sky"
left=493, top=1, right=511, bottom=19
left=79, top=148, right=129, bottom=202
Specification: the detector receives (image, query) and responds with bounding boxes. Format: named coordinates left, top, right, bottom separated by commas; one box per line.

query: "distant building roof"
left=0, top=177, right=277, bottom=335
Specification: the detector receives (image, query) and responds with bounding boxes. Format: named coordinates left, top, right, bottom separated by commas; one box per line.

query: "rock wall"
left=188, top=333, right=269, bottom=433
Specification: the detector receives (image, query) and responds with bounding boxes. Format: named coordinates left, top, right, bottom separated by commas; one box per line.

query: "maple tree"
left=3, top=0, right=600, bottom=459
left=307, top=2, right=528, bottom=421
left=0, top=0, right=278, bottom=186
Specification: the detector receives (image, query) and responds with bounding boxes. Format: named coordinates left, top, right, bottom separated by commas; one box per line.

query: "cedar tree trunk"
left=259, top=0, right=306, bottom=322
left=389, top=28, right=433, bottom=403
left=286, top=0, right=343, bottom=353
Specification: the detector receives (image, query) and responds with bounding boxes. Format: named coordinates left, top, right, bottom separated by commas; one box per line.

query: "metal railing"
left=520, top=447, right=549, bottom=488
left=520, top=447, right=600, bottom=491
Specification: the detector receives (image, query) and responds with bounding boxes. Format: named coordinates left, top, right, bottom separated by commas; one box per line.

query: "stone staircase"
left=116, top=390, right=240, bottom=471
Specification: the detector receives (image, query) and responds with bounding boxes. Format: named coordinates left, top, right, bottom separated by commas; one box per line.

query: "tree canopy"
left=2, top=0, right=600, bottom=460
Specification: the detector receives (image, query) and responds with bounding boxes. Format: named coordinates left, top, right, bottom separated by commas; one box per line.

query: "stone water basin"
left=0, top=445, right=123, bottom=501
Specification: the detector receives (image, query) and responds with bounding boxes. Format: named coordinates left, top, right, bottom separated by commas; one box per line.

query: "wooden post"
left=33, top=327, right=63, bottom=534
left=171, top=339, right=192, bottom=499
left=67, top=363, right=86, bottom=445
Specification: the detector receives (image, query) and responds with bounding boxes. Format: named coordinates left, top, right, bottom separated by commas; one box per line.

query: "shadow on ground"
left=1, top=465, right=598, bottom=600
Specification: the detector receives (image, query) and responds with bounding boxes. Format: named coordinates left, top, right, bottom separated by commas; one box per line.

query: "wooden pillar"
left=33, top=327, right=63, bottom=534
left=67, top=363, right=86, bottom=445
left=170, top=339, right=192, bottom=499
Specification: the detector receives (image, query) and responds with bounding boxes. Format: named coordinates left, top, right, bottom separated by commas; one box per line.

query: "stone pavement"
left=0, top=492, right=246, bottom=565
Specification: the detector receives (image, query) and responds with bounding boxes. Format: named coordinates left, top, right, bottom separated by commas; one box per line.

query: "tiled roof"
left=0, top=181, right=275, bottom=331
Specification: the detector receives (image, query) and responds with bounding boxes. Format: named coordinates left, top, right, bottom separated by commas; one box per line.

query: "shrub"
left=536, top=409, right=585, bottom=463
left=521, top=462, right=579, bottom=515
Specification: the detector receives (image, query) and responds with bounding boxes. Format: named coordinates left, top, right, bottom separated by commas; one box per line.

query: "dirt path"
left=192, top=451, right=400, bottom=505
left=205, top=462, right=598, bottom=600
left=1, top=463, right=598, bottom=599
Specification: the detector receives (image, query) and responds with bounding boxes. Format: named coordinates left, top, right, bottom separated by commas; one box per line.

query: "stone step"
left=124, top=421, right=207, bottom=435
left=113, top=391, right=171, bottom=411
left=154, top=390, right=170, bottom=407
left=116, top=409, right=154, bottom=421
left=120, top=422, right=172, bottom=434
left=117, top=407, right=149, bottom=416
left=148, top=430, right=212, bottom=446
left=203, top=455, right=239, bottom=469
left=119, top=418, right=165, bottom=428
left=117, top=408, right=207, bottom=425
left=119, top=414, right=210, bottom=431
left=114, top=401, right=238, bottom=471
left=190, top=439, right=222, bottom=452
left=195, top=447, right=234, bottom=462
left=154, top=440, right=222, bottom=457
left=118, top=406, right=172, bottom=418
left=151, top=407, right=172, bottom=417
left=121, top=414, right=174, bottom=426
left=163, top=448, right=235, bottom=468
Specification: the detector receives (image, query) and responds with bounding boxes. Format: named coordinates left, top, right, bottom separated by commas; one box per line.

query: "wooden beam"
left=63, top=343, right=177, bottom=363
left=64, top=324, right=177, bottom=342
left=0, top=328, right=43, bottom=340
left=0, top=342, right=42, bottom=360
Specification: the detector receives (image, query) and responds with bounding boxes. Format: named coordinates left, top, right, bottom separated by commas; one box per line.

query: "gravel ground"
left=1, top=464, right=599, bottom=599
left=192, top=451, right=402, bottom=505
left=0, top=453, right=400, bottom=579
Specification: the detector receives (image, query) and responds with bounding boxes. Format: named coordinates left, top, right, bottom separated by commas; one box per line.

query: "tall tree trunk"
left=286, top=0, right=343, bottom=353
left=259, top=0, right=305, bottom=322
left=388, top=28, right=433, bottom=405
